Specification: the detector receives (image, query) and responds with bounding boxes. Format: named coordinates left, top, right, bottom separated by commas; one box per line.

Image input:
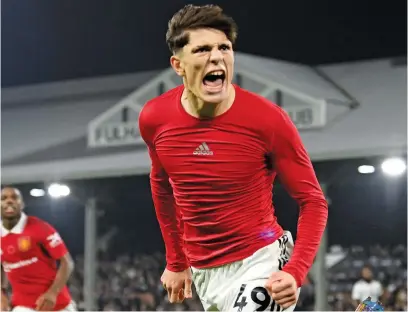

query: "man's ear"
left=170, top=54, right=185, bottom=77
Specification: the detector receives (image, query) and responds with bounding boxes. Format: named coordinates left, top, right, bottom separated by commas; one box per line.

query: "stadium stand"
left=67, top=243, right=406, bottom=311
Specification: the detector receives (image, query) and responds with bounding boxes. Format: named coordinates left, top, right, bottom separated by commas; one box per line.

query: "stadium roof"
left=2, top=55, right=406, bottom=183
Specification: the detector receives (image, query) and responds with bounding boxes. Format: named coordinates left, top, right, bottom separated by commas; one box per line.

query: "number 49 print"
left=233, top=284, right=282, bottom=312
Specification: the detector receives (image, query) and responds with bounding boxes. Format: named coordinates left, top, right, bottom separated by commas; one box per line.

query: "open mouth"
left=202, top=70, right=226, bottom=92
left=4, top=205, right=16, bottom=214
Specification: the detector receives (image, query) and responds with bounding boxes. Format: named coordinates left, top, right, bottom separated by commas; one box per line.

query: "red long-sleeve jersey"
left=1, top=214, right=72, bottom=310
left=139, top=85, right=328, bottom=286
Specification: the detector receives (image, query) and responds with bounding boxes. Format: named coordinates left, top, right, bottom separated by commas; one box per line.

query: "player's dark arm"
left=271, top=108, right=328, bottom=287
left=139, top=107, right=189, bottom=272
left=47, top=253, right=74, bottom=295
left=1, top=265, right=7, bottom=293
left=1, top=265, right=9, bottom=309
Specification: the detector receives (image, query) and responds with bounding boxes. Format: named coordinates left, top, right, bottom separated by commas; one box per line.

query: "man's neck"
left=182, top=86, right=235, bottom=118
left=2, top=215, right=21, bottom=230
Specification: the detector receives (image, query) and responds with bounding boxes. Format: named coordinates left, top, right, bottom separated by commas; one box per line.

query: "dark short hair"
left=166, top=4, right=238, bottom=54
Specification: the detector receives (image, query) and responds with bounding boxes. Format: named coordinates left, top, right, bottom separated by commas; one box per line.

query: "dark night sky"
left=1, top=0, right=406, bottom=87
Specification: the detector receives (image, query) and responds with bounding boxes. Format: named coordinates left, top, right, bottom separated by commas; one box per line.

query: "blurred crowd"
left=68, top=252, right=203, bottom=311
left=328, top=245, right=407, bottom=311
left=67, top=245, right=406, bottom=311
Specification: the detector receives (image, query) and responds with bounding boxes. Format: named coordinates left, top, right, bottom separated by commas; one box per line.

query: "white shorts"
left=191, top=231, right=300, bottom=312
left=12, top=301, right=77, bottom=312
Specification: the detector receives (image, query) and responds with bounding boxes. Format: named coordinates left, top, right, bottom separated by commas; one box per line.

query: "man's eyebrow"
left=191, top=42, right=231, bottom=52
left=191, top=44, right=212, bottom=52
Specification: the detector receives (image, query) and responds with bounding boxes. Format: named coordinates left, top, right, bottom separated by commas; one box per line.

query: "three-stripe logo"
left=193, top=142, right=213, bottom=156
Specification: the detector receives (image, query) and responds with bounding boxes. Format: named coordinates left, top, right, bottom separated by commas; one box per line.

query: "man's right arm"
left=147, top=147, right=189, bottom=271
left=1, top=265, right=9, bottom=310
left=139, top=104, right=189, bottom=272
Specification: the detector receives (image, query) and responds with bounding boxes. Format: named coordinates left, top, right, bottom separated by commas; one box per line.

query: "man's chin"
left=201, top=95, right=227, bottom=104
left=200, top=89, right=229, bottom=104
left=1, top=213, right=19, bottom=220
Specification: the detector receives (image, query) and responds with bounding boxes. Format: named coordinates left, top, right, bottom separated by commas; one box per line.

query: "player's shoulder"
left=235, top=85, right=288, bottom=126
left=27, top=215, right=43, bottom=224
left=26, top=216, right=52, bottom=229
left=25, top=215, right=39, bottom=227
left=235, top=87, right=283, bottom=114
left=139, top=85, right=183, bottom=143
left=139, top=85, right=183, bottom=123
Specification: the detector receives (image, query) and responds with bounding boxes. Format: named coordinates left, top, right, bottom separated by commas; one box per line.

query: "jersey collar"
left=1, top=213, right=28, bottom=236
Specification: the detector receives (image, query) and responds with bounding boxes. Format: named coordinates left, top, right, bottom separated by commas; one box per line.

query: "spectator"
left=351, top=265, right=383, bottom=307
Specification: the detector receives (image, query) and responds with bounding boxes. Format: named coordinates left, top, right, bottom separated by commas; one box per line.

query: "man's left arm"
left=36, top=222, right=74, bottom=310
left=271, top=108, right=328, bottom=287
left=47, top=254, right=74, bottom=296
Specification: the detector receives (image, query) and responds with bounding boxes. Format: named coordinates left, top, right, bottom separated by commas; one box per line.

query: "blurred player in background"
left=1, top=187, right=75, bottom=311
left=139, top=4, right=328, bottom=312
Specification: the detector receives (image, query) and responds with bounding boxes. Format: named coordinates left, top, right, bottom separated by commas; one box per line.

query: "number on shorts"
left=251, top=286, right=271, bottom=311
left=234, top=284, right=281, bottom=311
left=233, top=284, right=248, bottom=312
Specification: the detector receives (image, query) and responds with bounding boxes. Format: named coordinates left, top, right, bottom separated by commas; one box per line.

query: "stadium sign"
left=90, top=122, right=139, bottom=147
left=87, top=100, right=144, bottom=148
left=283, top=104, right=326, bottom=130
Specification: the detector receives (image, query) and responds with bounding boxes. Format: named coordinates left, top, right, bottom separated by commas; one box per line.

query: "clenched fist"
left=265, top=271, right=298, bottom=309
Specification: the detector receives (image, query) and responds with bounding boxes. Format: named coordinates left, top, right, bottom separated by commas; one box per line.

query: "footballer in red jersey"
left=138, top=4, right=328, bottom=312
left=1, top=187, right=75, bottom=311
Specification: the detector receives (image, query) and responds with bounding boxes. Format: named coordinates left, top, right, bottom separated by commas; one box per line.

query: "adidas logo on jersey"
left=193, top=142, right=213, bottom=156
